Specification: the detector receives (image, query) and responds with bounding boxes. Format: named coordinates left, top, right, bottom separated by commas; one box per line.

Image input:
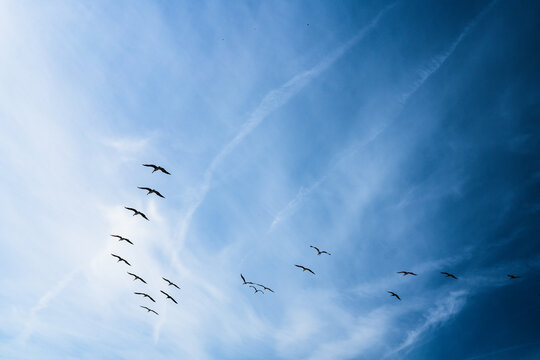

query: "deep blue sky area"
left=0, top=0, right=539, bottom=359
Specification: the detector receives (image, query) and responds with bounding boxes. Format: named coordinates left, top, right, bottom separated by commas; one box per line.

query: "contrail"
left=269, top=0, right=496, bottom=230
left=177, top=3, right=396, bottom=243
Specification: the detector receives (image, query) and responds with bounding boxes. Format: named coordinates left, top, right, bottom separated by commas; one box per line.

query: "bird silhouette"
left=507, top=274, right=520, bottom=279
left=249, top=285, right=264, bottom=294
left=127, top=272, right=147, bottom=284
left=310, top=246, right=331, bottom=255
left=140, top=305, right=158, bottom=315
left=295, top=265, right=315, bottom=275
left=397, top=271, right=417, bottom=276
left=134, top=292, right=155, bottom=302
left=240, top=274, right=248, bottom=285
left=160, top=290, right=178, bottom=304
left=441, top=272, right=457, bottom=279
left=162, top=277, right=180, bottom=289
left=388, top=291, right=401, bottom=300
left=111, top=254, right=131, bottom=266
left=124, top=207, right=149, bottom=220
left=138, top=187, right=165, bottom=198
left=110, top=234, right=133, bottom=245
left=142, top=164, right=171, bottom=175
left=255, top=283, right=274, bottom=293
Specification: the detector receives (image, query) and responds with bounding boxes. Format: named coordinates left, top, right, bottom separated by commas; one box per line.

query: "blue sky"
left=1, top=0, right=539, bottom=359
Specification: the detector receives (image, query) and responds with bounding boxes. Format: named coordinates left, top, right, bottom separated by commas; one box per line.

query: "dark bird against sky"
left=162, top=277, right=180, bottom=289
left=397, top=271, right=417, bottom=276
left=160, top=290, right=178, bottom=304
left=134, top=292, right=155, bottom=302
left=507, top=274, right=520, bottom=279
left=255, top=283, right=274, bottom=293
left=142, top=164, right=171, bottom=175
left=140, top=306, right=158, bottom=315
left=110, top=234, right=133, bottom=245
left=441, top=272, right=458, bottom=279
left=249, top=285, right=264, bottom=294
left=127, top=272, right=147, bottom=284
left=138, top=187, right=165, bottom=198
left=388, top=291, right=401, bottom=300
left=295, top=265, right=315, bottom=274
left=310, top=245, right=331, bottom=255
left=124, top=207, right=149, bottom=221
left=111, top=254, right=131, bottom=266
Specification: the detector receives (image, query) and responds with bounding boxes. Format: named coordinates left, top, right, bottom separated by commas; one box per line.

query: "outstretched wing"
left=310, top=246, right=320, bottom=253
left=240, top=274, right=246, bottom=284
left=306, top=268, right=315, bottom=275
left=143, top=164, right=157, bottom=170
left=153, top=190, right=165, bottom=198
left=159, top=167, right=171, bottom=175
left=139, top=212, right=149, bottom=221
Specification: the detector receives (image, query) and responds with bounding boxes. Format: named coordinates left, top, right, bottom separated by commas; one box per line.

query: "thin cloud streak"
left=269, top=0, right=495, bottom=230
left=177, top=3, right=396, bottom=243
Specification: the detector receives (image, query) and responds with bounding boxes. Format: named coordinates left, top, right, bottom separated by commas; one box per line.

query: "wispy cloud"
left=177, top=3, right=396, bottom=243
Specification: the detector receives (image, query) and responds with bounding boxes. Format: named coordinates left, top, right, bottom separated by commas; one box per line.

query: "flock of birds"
left=110, top=164, right=524, bottom=310
left=109, top=164, right=179, bottom=316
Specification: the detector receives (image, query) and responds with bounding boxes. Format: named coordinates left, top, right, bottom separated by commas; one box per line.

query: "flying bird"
left=441, top=272, right=458, bottom=279
left=162, top=277, right=180, bottom=289
left=160, top=290, right=178, bottom=304
left=134, top=292, right=155, bottom=302
left=255, top=283, right=274, bottom=293
left=127, top=272, right=147, bottom=284
left=507, top=274, right=520, bottom=279
left=310, top=246, right=331, bottom=255
left=142, top=164, right=171, bottom=175
left=111, top=254, right=131, bottom=266
left=240, top=274, right=248, bottom=285
left=397, top=271, right=417, bottom=276
left=388, top=291, right=401, bottom=300
left=138, top=187, right=165, bottom=198
left=124, top=207, right=149, bottom=220
left=110, top=234, right=133, bottom=245
left=295, top=265, right=315, bottom=275
left=249, top=285, right=264, bottom=294
left=140, top=306, right=158, bottom=315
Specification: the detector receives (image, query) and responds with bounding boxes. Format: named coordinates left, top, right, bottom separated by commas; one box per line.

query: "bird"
left=127, top=272, right=147, bottom=284
left=295, top=265, right=315, bottom=275
left=441, top=272, right=458, bottom=279
left=240, top=274, right=248, bottom=285
left=138, top=187, right=165, bottom=198
left=140, top=305, right=158, bottom=315
left=397, top=271, right=417, bottom=276
left=134, top=292, right=155, bottom=302
left=310, top=246, right=331, bottom=255
left=507, top=274, right=520, bottom=279
left=255, top=283, right=274, bottom=293
left=162, top=277, right=180, bottom=289
left=249, top=285, right=264, bottom=294
left=388, top=291, right=401, bottom=300
left=111, top=254, right=131, bottom=266
left=160, top=290, right=178, bottom=304
left=124, top=207, right=149, bottom=220
left=142, top=164, right=170, bottom=175
left=110, top=234, right=133, bottom=245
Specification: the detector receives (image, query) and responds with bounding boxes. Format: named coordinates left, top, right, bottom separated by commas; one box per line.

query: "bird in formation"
left=441, top=272, right=457, bottom=279
left=127, top=272, right=147, bottom=284
left=388, top=291, right=401, bottom=300
left=140, top=305, right=158, bottom=315
left=249, top=285, right=264, bottom=294
left=240, top=273, right=255, bottom=285
left=161, top=290, right=178, bottom=304
left=124, top=207, right=149, bottom=220
left=111, top=254, right=131, bottom=266
left=507, top=274, right=520, bottom=279
left=143, top=164, right=171, bottom=175
left=110, top=234, right=133, bottom=245
left=310, top=246, right=331, bottom=256
left=397, top=271, right=417, bottom=276
left=162, top=277, right=180, bottom=289
left=295, top=265, right=315, bottom=274
left=255, top=283, right=274, bottom=293
left=134, top=292, right=155, bottom=302
left=138, top=187, right=165, bottom=198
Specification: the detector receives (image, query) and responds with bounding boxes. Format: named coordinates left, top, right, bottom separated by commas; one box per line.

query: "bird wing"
left=139, top=212, right=149, bottom=220
left=162, top=277, right=171, bottom=284
left=143, top=164, right=157, bottom=169
left=124, top=259, right=131, bottom=266
left=138, top=187, right=151, bottom=191
left=160, top=167, right=171, bottom=175
left=125, top=207, right=137, bottom=212
left=154, top=190, right=165, bottom=198
left=141, top=306, right=149, bottom=311
left=161, top=290, right=168, bottom=296
left=111, top=254, right=120, bottom=260
left=295, top=265, right=304, bottom=269
left=111, top=235, right=121, bottom=239
left=241, top=274, right=246, bottom=283
left=151, top=309, right=159, bottom=315
left=125, top=239, right=134, bottom=245
left=396, top=294, right=401, bottom=300
left=148, top=295, right=155, bottom=302
left=321, top=251, right=330, bottom=255
left=171, top=283, right=179, bottom=289
left=306, top=268, right=315, bottom=274
left=310, top=246, right=320, bottom=252
left=128, top=272, right=136, bottom=278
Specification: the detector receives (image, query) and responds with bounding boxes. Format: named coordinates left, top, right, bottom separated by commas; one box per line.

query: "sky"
left=0, top=0, right=539, bottom=359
